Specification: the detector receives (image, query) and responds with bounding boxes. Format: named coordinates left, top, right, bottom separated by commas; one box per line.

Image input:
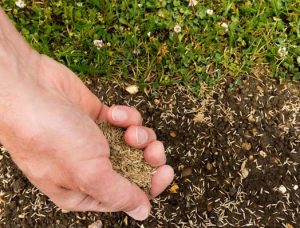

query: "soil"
left=0, top=74, right=300, bottom=227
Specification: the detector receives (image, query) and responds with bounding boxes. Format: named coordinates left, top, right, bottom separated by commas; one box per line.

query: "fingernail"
left=136, top=127, right=148, bottom=145
left=112, top=107, right=127, bottom=122
left=126, top=205, right=149, bottom=221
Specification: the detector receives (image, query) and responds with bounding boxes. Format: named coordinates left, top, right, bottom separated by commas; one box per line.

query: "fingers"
left=102, top=105, right=143, bottom=127
left=143, top=141, right=166, bottom=167
left=124, top=126, right=157, bottom=148
left=75, top=158, right=151, bottom=221
left=150, top=165, right=174, bottom=197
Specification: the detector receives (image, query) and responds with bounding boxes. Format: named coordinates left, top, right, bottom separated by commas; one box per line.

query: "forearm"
left=0, top=7, right=32, bottom=59
left=0, top=7, right=41, bottom=129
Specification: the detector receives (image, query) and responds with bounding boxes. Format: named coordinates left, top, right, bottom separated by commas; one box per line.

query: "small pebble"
left=88, top=220, right=103, bottom=228
left=278, top=185, right=287, bottom=194
left=251, top=128, right=258, bottom=136
left=248, top=114, right=256, bottom=123
left=248, top=155, right=254, bottom=161
left=206, top=162, right=213, bottom=170
left=169, top=183, right=179, bottom=193
left=154, top=99, right=160, bottom=105
left=125, top=85, right=139, bottom=94
left=242, top=142, right=251, bottom=151
left=293, top=185, right=299, bottom=190
left=170, top=131, right=177, bottom=138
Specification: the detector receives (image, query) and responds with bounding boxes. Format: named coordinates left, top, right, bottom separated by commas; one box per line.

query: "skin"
left=0, top=8, right=174, bottom=220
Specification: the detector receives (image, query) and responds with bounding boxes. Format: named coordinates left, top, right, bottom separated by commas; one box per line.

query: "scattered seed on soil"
left=259, top=150, right=267, bottom=158
left=1, top=75, right=300, bottom=227
left=181, top=167, right=192, bottom=177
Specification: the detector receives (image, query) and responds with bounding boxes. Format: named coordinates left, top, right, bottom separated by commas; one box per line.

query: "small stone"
left=125, top=85, right=139, bottom=94
left=242, top=143, right=251, bottom=151
left=170, top=131, right=177, bottom=138
left=169, top=183, right=179, bottom=193
left=293, top=185, right=299, bottom=190
left=154, top=99, right=160, bottom=105
left=259, top=150, right=267, bottom=158
left=181, top=167, right=192, bottom=177
left=248, top=114, right=256, bottom=123
left=206, top=162, right=213, bottom=171
left=18, top=214, right=26, bottom=219
left=88, top=220, right=103, bottom=228
left=278, top=185, right=287, bottom=194
left=248, top=155, right=254, bottom=161
left=251, top=128, right=258, bottom=136
left=0, top=155, right=3, bottom=161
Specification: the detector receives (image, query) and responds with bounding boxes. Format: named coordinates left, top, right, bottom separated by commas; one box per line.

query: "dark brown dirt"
left=0, top=75, right=300, bottom=227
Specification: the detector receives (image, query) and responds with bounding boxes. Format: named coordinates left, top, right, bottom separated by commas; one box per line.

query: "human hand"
left=0, top=8, right=174, bottom=221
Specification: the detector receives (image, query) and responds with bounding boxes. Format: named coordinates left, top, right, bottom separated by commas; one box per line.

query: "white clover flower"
left=147, top=32, right=151, bottom=37
left=221, top=22, right=229, bottom=32
left=93, top=40, right=104, bottom=50
left=206, top=9, right=214, bottom=15
left=278, top=46, right=288, bottom=57
left=138, top=3, right=143, bottom=8
left=15, top=0, right=26, bottom=8
left=188, top=0, right=198, bottom=7
left=174, top=25, right=182, bottom=33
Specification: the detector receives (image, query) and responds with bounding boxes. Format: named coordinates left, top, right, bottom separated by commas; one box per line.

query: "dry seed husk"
left=98, top=121, right=154, bottom=191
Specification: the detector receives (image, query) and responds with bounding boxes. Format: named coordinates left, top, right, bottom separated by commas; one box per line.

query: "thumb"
left=76, top=159, right=151, bottom=220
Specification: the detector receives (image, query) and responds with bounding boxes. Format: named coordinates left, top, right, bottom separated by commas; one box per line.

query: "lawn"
left=1, top=0, right=300, bottom=95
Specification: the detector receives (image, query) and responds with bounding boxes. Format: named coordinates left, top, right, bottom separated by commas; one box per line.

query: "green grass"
left=1, top=0, right=300, bottom=95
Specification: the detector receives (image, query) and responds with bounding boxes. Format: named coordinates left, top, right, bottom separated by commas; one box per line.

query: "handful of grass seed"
left=97, top=121, right=154, bottom=192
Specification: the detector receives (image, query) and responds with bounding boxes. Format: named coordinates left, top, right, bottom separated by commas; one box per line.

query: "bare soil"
left=0, top=75, right=300, bottom=227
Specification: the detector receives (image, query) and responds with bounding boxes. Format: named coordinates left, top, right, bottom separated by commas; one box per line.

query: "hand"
left=0, top=8, right=174, bottom=221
